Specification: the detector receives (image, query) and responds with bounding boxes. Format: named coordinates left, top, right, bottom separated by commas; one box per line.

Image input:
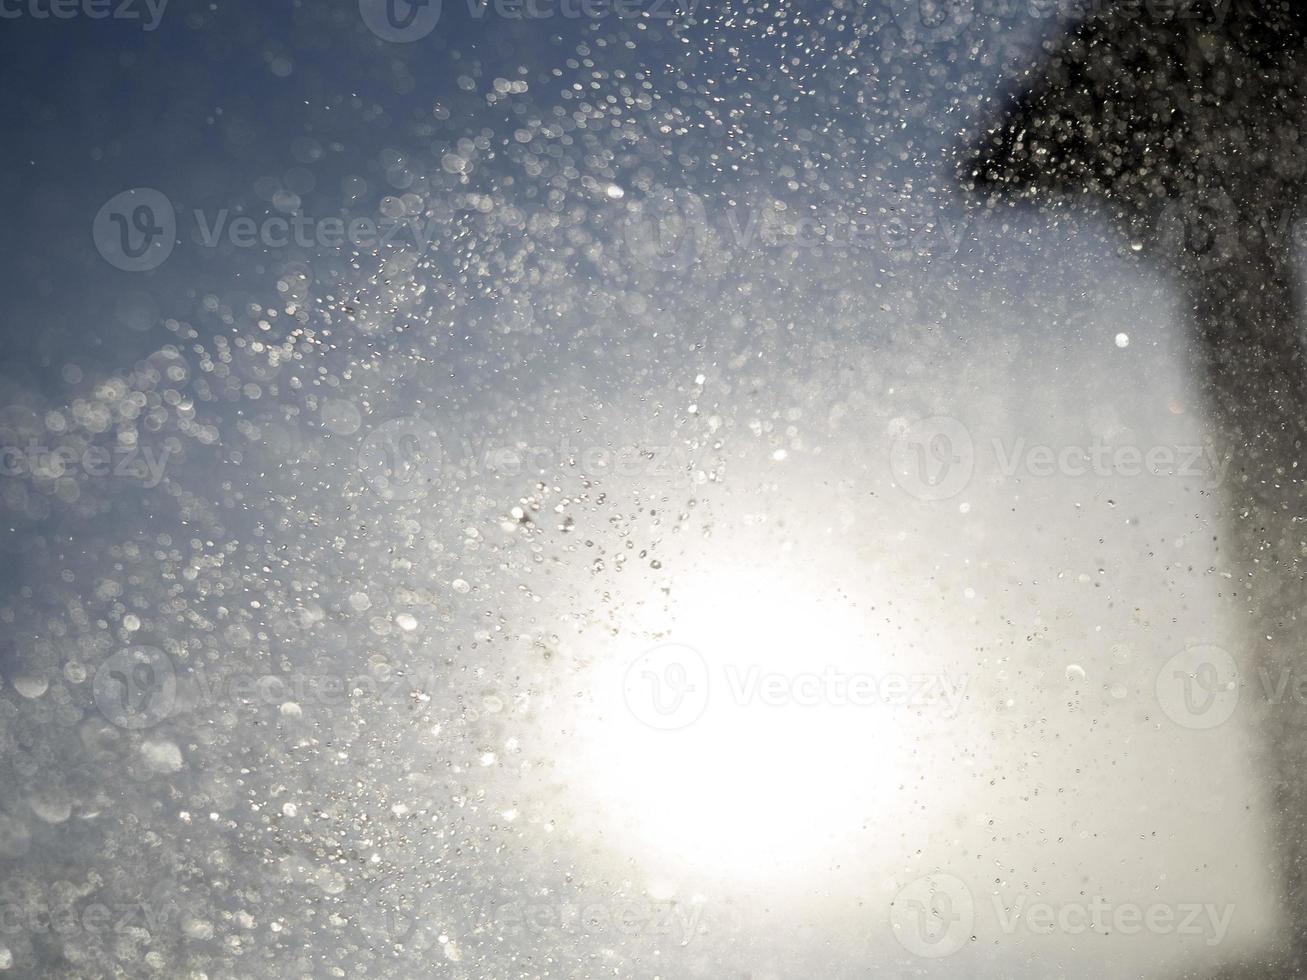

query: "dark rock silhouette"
left=963, top=2, right=1307, bottom=974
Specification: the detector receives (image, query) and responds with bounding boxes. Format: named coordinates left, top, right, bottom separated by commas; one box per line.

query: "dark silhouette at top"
left=963, top=2, right=1307, bottom=975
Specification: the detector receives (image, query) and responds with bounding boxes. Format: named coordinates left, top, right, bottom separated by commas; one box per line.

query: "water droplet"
left=182, top=918, right=214, bottom=940
left=321, top=398, right=361, bottom=435
left=11, top=674, right=47, bottom=699
left=141, top=738, right=184, bottom=773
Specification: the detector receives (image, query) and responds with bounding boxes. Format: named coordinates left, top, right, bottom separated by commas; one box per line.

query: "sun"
left=569, top=564, right=919, bottom=884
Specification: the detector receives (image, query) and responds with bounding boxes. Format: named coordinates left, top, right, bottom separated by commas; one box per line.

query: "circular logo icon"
left=890, top=872, right=973, bottom=958
left=359, top=0, right=441, bottom=42
left=875, top=191, right=939, bottom=261
left=93, top=188, right=176, bottom=272
left=496, top=293, right=535, bottom=333
left=358, top=873, right=422, bottom=945
left=640, top=0, right=698, bottom=19
left=889, top=416, right=974, bottom=500
left=622, top=188, right=708, bottom=273
left=885, top=0, right=974, bottom=44
left=358, top=418, right=444, bottom=501
left=1156, top=191, right=1242, bottom=273
left=1156, top=645, right=1240, bottom=730
left=93, top=646, right=177, bottom=729
left=145, top=880, right=205, bottom=934
left=623, top=643, right=710, bottom=730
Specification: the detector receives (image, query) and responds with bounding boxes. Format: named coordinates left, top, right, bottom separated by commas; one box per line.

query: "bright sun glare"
left=572, top=566, right=923, bottom=883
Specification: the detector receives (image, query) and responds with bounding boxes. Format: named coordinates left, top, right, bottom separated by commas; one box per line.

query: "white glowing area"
left=571, top=566, right=921, bottom=882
